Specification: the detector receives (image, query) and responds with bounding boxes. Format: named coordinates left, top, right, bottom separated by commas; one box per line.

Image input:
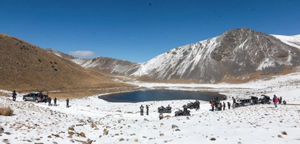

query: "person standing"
left=48, top=97, right=52, bottom=106
left=223, top=102, right=226, bottom=110
left=140, top=105, right=144, bottom=116
left=211, top=102, right=215, bottom=111
left=66, top=98, right=69, bottom=108
left=54, top=97, right=57, bottom=106
left=273, top=95, right=279, bottom=108
left=12, top=90, right=17, bottom=101
left=232, top=97, right=236, bottom=109
left=279, top=97, right=282, bottom=104
left=183, top=104, right=188, bottom=113
left=195, top=100, right=200, bottom=110
left=146, top=105, right=149, bottom=115
left=227, top=101, right=231, bottom=109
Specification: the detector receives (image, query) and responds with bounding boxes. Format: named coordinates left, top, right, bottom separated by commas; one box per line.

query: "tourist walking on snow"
left=66, top=98, right=69, bottom=108
left=273, top=95, right=279, bottom=108
left=54, top=97, right=57, bottom=106
left=140, top=105, right=144, bottom=116
left=227, top=101, right=231, bottom=109
left=146, top=105, right=149, bottom=115
left=223, top=102, right=226, bottom=110
left=12, top=90, right=17, bottom=101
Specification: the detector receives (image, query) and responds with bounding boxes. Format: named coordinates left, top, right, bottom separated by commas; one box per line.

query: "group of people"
left=273, top=95, right=286, bottom=108
left=45, top=97, right=58, bottom=106
left=211, top=101, right=231, bottom=111
left=43, top=97, right=70, bottom=108
left=140, top=104, right=149, bottom=116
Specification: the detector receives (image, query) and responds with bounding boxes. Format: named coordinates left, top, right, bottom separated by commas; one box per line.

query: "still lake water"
left=98, top=89, right=226, bottom=103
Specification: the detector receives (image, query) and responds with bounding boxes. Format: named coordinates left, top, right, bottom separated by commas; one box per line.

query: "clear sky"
left=1, top=0, right=299, bottom=62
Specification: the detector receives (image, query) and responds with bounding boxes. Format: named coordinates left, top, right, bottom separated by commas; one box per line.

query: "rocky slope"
left=0, top=33, right=130, bottom=92
left=132, top=28, right=300, bottom=82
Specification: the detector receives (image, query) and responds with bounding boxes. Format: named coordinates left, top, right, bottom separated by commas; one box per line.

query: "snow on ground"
left=1, top=72, right=300, bottom=144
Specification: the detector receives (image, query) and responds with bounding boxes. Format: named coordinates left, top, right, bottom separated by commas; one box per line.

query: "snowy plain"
left=1, top=71, right=300, bottom=144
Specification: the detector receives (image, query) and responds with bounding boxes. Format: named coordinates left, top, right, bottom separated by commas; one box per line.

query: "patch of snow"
left=272, top=34, right=300, bottom=49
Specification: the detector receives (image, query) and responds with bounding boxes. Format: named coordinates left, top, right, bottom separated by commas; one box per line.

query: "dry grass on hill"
left=0, top=107, right=13, bottom=116
left=0, top=33, right=136, bottom=97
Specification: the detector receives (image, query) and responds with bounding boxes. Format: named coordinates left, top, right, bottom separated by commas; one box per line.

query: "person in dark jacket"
left=48, top=97, right=52, bottom=106
left=140, top=105, right=144, bottom=116
left=227, top=101, right=231, bottom=109
left=223, top=102, right=226, bottom=110
left=279, top=97, right=282, bottom=104
left=54, top=97, right=57, bottom=106
left=66, top=98, right=69, bottom=108
left=183, top=104, right=188, bottom=113
left=146, top=105, right=149, bottom=115
left=12, top=90, right=17, bottom=101
left=232, top=97, right=236, bottom=109
left=195, top=100, right=200, bottom=110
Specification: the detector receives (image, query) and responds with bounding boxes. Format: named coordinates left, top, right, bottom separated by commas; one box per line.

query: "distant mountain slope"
left=46, top=48, right=140, bottom=75
left=78, top=57, right=140, bottom=75
left=132, top=28, right=300, bottom=82
left=46, top=28, right=300, bottom=83
left=0, top=33, right=130, bottom=91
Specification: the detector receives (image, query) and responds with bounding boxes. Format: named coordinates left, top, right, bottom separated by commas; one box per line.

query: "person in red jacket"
left=273, top=95, right=279, bottom=108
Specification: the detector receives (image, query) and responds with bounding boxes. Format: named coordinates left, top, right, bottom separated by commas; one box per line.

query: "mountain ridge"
left=0, top=33, right=132, bottom=93
left=10, top=28, right=300, bottom=84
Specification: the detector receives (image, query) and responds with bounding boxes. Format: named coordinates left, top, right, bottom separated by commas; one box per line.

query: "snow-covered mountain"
left=75, top=57, right=140, bottom=75
left=50, top=28, right=300, bottom=83
left=46, top=48, right=140, bottom=75
left=132, top=28, right=300, bottom=82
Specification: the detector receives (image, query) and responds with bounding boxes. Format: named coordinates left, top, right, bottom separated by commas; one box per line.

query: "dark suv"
left=23, top=91, right=48, bottom=103
left=259, top=95, right=271, bottom=104
left=235, top=98, right=253, bottom=107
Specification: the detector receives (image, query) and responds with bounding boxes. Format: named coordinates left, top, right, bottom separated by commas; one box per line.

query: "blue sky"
left=1, top=0, right=299, bottom=62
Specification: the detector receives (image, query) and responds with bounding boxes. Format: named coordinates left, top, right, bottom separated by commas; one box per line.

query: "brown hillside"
left=0, top=33, right=133, bottom=96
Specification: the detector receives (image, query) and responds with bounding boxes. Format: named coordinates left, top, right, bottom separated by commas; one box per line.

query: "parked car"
left=250, top=96, right=259, bottom=104
left=23, top=91, right=48, bottom=103
left=259, top=95, right=271, bottom=104
left=235, top=98, right=253, bottom=107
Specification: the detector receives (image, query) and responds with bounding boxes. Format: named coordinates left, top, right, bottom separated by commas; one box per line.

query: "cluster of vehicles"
left=157, top=100, right=200, bottom=117
left=235, top=94, right=271, bottom=107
